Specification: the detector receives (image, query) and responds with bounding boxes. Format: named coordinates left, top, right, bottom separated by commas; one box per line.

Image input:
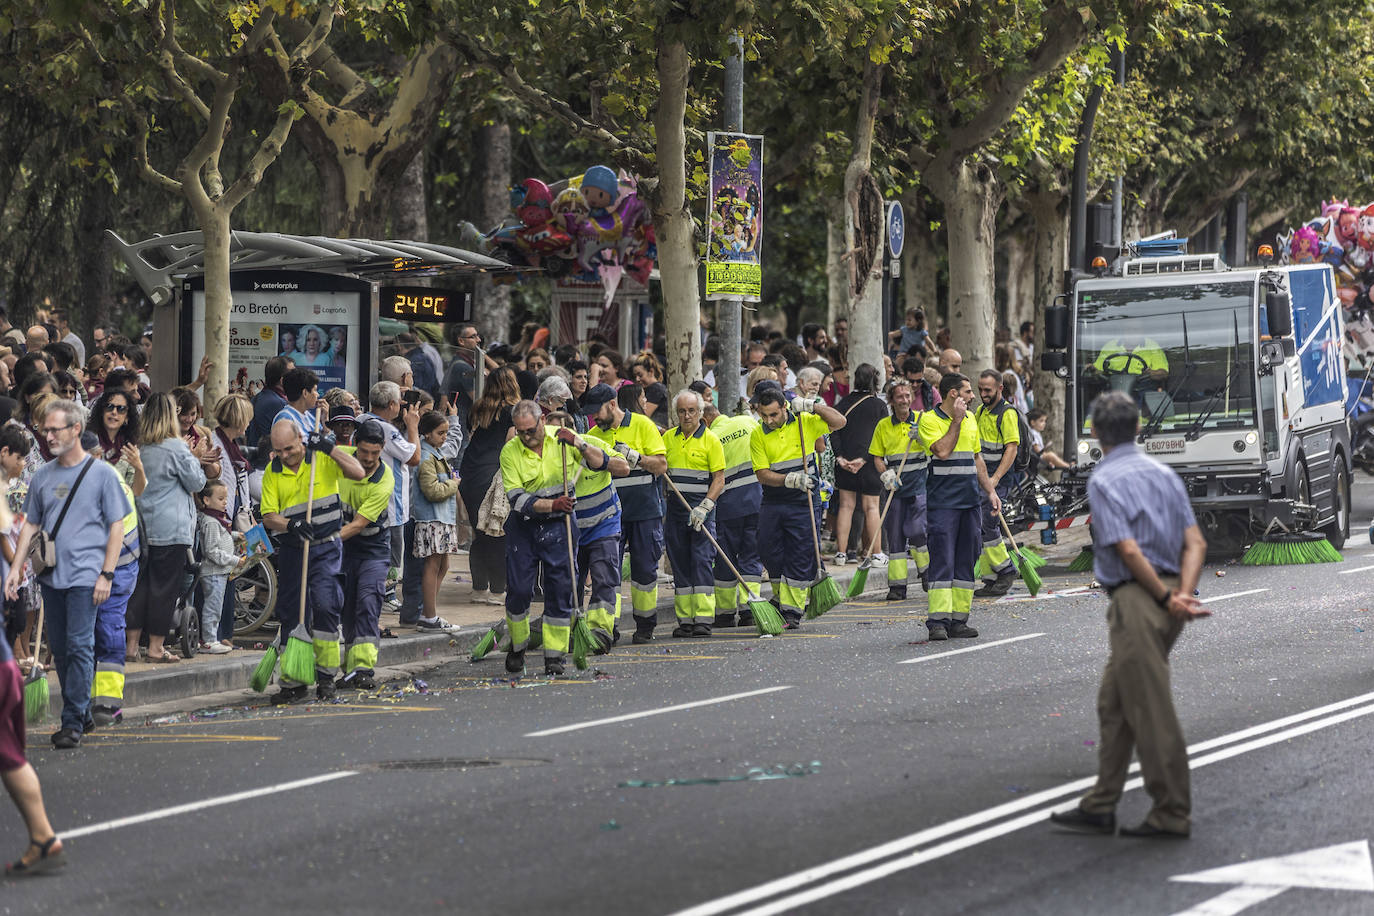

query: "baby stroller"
left=163, top=545, right=203, bottom=659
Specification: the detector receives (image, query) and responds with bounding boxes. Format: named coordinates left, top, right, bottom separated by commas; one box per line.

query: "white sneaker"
left=417, top=616, right=457, bottom=631
left=833, top=552, right=848, bottom=566
left=871, top=553, right=889, bottom=566
left=485, top=592, right=506, bottom=606
left=470, top=588, right=489, bottom=604
left=202, top=642, right=232, bottom=655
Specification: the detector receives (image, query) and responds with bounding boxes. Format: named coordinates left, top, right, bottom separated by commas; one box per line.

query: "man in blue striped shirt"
left=1051, top=391, right=1209, bottom=840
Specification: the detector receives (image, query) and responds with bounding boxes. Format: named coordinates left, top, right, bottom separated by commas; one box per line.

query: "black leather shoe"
left=672, top=625, right=694, bottom=638
left=504, top=649, right=526, bottom=675
left=315, top=679, right=337, bottom=702
left=948, top=621, right=979, bottom=639
left=270, top=684, right=311, bottom=706
left=50, top=728, right=81, bottom=750
left=736, top=610, right=755, bottom=629
left=690, top=623, right=712, bottom=637
left=974, top=573, right=1015, bottom=598
left=1120, top=821, right=1189, bottom=839
left=1049, top=808, right=1116, bottom=835
left=926, top=623, right=948, bottom=641
left=544, top=657, right=565, bottom=677
left=885, top=587, right=907, bottom=601
left=714, top=613, right=737, bottom=628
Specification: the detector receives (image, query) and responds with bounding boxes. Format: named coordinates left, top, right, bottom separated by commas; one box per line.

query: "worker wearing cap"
left=90, top=474, right=141, bottom=726
left=663, top=389, right=726, bottom=636
left=501, top=399, right=609, bottom=676
left=582, top=384, right=668, bottom=644
left=749, top=384, right=847, bottom=628
left=918, top=373, right=1001, bottom=640
left=870, top=378, right=929, bottom=601
left=336, top=420, right=394, bottom=690
left=261, top=417, right=366, bottom=704
left=974, top=369, right=1021, bottom=597
left=706, top=401, right=763, bottom=628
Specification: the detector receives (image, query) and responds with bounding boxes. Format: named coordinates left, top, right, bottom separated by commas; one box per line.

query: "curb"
left=52, top=571, right=895, bottom=712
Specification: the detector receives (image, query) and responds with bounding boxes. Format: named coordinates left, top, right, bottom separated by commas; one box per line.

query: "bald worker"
left=938, top=349, right=963, bottom=377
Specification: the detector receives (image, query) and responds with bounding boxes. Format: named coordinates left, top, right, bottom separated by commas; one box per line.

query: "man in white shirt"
left=357, top=380, right=421, bottom=621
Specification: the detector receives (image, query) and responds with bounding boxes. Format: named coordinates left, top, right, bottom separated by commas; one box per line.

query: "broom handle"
left=297, top=406, right=322, bottom=636
left=560, top=440, right=583, bottom=613
left=860, top=430, right=918, bottom=560
left=662, top=474, right=754, bottom=595
left=28, top=584, right=45, bottom=680
left=997, top=510, right=1019, bottom=547
left=798, top=412, right=825, bottom=565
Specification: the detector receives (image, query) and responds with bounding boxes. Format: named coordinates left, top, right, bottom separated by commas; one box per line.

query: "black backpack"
left=993, top=401, right=1033, bottom=474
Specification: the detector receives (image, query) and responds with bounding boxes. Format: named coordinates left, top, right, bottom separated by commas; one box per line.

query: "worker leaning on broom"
left=748, top=382, right=847, bottom=630
left=261, top=419, right=366, bottom=703
left=335, top=420, right=395, bottom=692
left=500, top=400, right=610, bottom=677
left=663, top=389, right=726, bottom=638
left=918, top=373, right=1000, bottom=642
left=705, top=401, right=764, bottom=629
left=870, top=378, right=929, bottom=602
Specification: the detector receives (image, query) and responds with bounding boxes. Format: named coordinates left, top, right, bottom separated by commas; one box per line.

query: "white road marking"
left=1204, top=588, right=1270, bottom=602
left=670, top=692, right=1374, bottom=916
left=1339, top=564, right=1374, bottom=576
left=62, top=771, right=358, bottom=840
left=1170, top=840, right=1374, bottom=916
left=524, top=686, right=793, bottom=738
left=897, top=633, right=1045, bottom=664
left=1169, top=885, right=1287, bottom=916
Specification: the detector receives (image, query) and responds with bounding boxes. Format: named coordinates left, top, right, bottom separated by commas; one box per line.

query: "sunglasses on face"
left=105, top=404, right=128, bottom=414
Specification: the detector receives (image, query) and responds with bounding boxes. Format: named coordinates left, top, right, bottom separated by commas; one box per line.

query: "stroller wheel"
left=177, top=600, right=200, bottom=659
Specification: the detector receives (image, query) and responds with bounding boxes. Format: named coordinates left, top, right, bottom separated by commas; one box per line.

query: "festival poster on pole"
left=705, top=132, right=763, bottom=302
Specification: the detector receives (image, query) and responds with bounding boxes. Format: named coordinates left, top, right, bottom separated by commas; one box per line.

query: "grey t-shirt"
left=25, top=455, right=130, bottom=590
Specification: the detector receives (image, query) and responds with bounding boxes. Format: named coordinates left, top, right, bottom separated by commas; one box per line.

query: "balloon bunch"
left=1279, top=198, right=1374, bottom=310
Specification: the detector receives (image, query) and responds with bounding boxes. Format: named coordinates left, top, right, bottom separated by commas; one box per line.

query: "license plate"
left=1145, top=437, right=1186, bottom=455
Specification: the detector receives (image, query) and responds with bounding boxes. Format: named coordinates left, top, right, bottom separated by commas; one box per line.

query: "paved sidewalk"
left=36, top=530, right=1089, bottom=712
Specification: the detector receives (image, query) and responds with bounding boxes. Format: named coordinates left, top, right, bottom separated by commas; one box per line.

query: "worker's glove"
left=907, top=425, right=922, bottom=441
left=306, top=429, right=336, bottom=454
left=286, top=518, right=317, bottom=543
left=689, top=498, right=714, bottom=531
left=550, top=495, right=577, bottom=514
left=880, top=469, right=899, bottom=491
left=554, top=427, right=585, bottom=449
left=784, top=470, right=817, bottom=491
left=613, top=442, right=642, bottom=469
left=790, top=396, right=816, bottom=414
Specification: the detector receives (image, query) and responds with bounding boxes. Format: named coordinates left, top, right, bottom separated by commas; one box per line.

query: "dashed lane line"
left=898, top=633, right=1046, bottom=665
left=524, top=686, right=793, bottom=738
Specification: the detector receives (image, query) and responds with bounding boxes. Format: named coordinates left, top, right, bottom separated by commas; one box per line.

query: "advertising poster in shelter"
left=186, top=271, right=367, bottom=395
left=705, top=132, right=764, bottom=302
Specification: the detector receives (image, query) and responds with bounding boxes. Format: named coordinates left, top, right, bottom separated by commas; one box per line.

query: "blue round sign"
left=887, top=200, right=905, bottom=259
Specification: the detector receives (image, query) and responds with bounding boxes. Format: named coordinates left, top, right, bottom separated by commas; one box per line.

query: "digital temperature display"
left=379, top=285, right=472, bottom=323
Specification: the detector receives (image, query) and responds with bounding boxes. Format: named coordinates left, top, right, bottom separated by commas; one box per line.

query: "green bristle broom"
left=469, top=621, right=504, bottom=662
left=847, top=439, right=915, bottom=599
left=622, top=553, right=631, bottom=580
left=663, top=476, right=781, bottom=635
left=571, top=615, right=594, bottom=671
left=999, top=515, right=1042, bottom=597
left=249, top=640, right=279, bottom=693
left=1241, top=530, right=1343, bottom=566
left=799, top=419, right=841, bottom=619
left=23, top=601, right=49, bottom=724
left=974, top=554, right=990, bottom=580
left=1067, top=546, right=1095, bottom=573
left=1018, top=545, right=1048, bottom=569
left=279, top=406, right=322, bottom=688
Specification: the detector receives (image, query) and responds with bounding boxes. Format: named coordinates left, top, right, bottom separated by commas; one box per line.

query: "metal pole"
left=716, top=34, right=745, bottom=413
left=1110, top=48, right=1125, bottom=250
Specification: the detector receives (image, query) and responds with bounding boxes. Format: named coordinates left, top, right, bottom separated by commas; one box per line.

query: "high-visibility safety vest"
left=975, top=399, right=1021, bottom=470
left=500, top=426, right=596, bottom=521
left=337, top=448, right=395, bottom=557
left=586, top=411, right=665, bottom=522
left=261, top=451, right=345, bottom=542
left=663, top=422, right=725, bottom=512
left=918, top=408, right=982, bottom=509
left=710, top=414, right=761, bottom=520
left=749, top=411, right=829, bottom=507
left=1093, top=339, right=1168, bottom=375
left=868, top=410, right=927, bottom=498
left=573, top=428, right=620, bottom=542
left=116, top=476, right=140, bottom=568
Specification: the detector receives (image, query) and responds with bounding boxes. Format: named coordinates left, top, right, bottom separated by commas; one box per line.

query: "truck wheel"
left=1323, top=462, right=1350, bottom=550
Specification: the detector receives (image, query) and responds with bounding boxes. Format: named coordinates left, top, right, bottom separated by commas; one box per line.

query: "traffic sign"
left=887, top=200, right=904, bottom=260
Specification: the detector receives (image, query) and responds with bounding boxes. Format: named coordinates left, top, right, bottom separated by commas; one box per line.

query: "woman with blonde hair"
left=125, top=393, right=206, bottom=663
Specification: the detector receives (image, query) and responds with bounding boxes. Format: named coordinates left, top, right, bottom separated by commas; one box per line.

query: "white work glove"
left=790, top=396, right=816, bottom=414
left=784, top=470, right=816, bottom=491
left=613, top=442, right=642, bottom=469
left=880, top=468, right=899, bottom=491
left=689, top=497, right=714, bottom=530
left=907, top=424, right=922, bottom=441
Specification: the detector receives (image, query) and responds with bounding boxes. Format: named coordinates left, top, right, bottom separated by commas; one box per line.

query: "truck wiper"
left=1138, top=313, right=1194, bottom=443
left=1182, top=311, right=1245, bottom=442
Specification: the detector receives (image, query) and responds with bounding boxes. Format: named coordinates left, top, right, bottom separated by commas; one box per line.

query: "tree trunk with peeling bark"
left=392, top=151, right=428, bottom=241
left=826, top=198, right=847, bottom=335
left=199, top=206, right=233, bottom=407
left=842, top=55, right=886, bottom=386
left=473, top=121, right=512, bottom=342
left=651, top=39, right=700, bottom=392
left=1026, top=188, right=1069, bottom=452
left=933, top=158, right=1002, bottom=373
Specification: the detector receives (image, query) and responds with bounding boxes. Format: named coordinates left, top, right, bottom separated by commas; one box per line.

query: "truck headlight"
left=1244, top=432, right=1257, bottom=445
left=1077, top=440, right=1090, bottom=455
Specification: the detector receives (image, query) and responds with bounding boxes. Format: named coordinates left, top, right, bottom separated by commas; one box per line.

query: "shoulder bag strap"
left=49, top=457, right=95, bottom=539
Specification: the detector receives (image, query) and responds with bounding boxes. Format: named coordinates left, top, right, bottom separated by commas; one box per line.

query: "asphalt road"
left=6, top=480, right=1374, bottom=915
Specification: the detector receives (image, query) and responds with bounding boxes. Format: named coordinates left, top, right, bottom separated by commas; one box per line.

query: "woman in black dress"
left=829, top=363, right=888, bottom=565
left=457, top=367, right=522, bottom=605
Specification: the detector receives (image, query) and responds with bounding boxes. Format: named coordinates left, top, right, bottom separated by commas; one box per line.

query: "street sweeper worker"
left=335, top=420, right=395, bottom=691
left=749, top=382, right=846, bottom=629
left=582, top=384, right=668, bottom=644
left=974, top=369, right=1021, bottom=598
left=500, top=399, right=609, bottom=676
left=261, top=418, right=365, bottom=705
left=705, top=402, right=764, bottom=628
left=663, top=389, right=726, bottom=637
left=556, top=409, right=629, bottom=654
left=870, top=378, right=929, bottom=601
left=90, top=473, right=141, bottom=727
left=918, top=373, right=1000, bottom=641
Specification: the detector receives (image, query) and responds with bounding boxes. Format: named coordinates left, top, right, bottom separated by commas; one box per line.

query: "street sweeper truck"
left=1038, top=232, right=1351, bottom=556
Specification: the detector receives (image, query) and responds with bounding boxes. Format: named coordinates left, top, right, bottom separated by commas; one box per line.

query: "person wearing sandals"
left=5, top=399, right=131, bottom=751
left=125, top=394, right=205, bottom=666
left=1, top=493, right=65, bottom=875
left=412, top=411, right=460, bottom=631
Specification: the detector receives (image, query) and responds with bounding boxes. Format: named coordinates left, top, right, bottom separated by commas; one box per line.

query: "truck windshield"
left=1075, top=280, right=1256, bottom=435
